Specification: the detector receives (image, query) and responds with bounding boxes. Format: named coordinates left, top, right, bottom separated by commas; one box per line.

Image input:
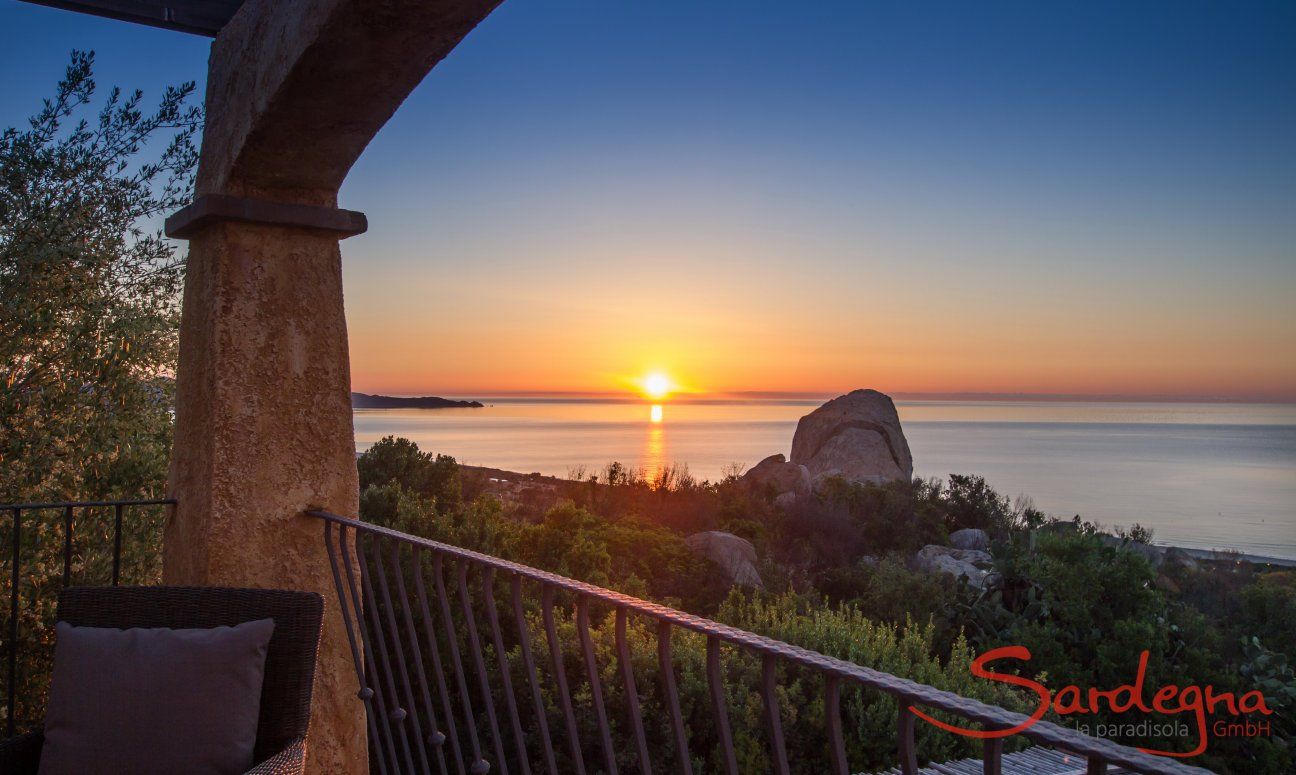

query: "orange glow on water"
left=642, top=411, right=667, bottom=482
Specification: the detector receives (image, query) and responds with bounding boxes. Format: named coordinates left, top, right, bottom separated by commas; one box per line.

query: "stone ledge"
left=165, top=194, right=368, bottom=239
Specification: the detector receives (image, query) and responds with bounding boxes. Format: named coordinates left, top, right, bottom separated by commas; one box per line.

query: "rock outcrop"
left=1100, top=535, right=1165, bottom=568
left=790, top=389, right=913, bottom=485
left=949, top=528, right=990, bottom=551
left=914, top=545, right=993, bottom=588
left=685, top=531, right=764, bottom=589
left=741, top=454, right=811, bottom=498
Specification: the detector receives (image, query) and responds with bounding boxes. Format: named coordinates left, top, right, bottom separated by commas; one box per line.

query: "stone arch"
left=198, top=0, right=502, bottom=203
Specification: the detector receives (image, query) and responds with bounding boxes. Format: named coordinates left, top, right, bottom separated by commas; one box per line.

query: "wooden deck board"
left=868, top=745, right=1130, bottom=774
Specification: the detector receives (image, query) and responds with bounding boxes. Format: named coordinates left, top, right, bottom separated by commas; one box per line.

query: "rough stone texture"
left=741, top=454, right=811, bottom=496
left=773, top=492, right=798, bottom=510
left=201, top=0, right=504, bottom=204
left=914, top=545, right=993, bottom=588
left=167, top=2, right=507, bottom=772
left=790, top=389, right=913, bottom=485
left=165, top=223, right=363, bottom=773
left=684, top=532, right=764, bottom=589
left=949, top=528, right=991, bottom=551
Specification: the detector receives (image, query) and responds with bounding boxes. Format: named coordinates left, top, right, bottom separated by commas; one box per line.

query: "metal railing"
left=1, top=498, right=175, bottom=736
left=312, top=510, right=1212, bottom=775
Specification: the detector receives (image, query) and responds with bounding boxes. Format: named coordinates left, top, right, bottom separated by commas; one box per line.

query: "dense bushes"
left=357, top=438, right=1294, bottom=773
left=373, top=572, right=1034, bottom=774
left=714, top=592, right=1032, bottom=768
left=356, top=439, right=1044, bottom=770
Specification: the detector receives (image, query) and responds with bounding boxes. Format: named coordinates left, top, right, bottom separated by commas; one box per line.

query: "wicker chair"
left=0, top=586, right=323, bottom=775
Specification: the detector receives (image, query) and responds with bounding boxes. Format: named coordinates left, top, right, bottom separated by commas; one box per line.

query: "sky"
left=3, top=1, right=1295, bottom=400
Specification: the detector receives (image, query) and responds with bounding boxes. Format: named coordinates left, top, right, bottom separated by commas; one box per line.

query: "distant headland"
left=351, top=392, right=483, bottom=409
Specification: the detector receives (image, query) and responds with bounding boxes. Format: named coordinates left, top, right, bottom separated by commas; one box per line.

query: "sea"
left=353, top=398, right=1296, bottom=561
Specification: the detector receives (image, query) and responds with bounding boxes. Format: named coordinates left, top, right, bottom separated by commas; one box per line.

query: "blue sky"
left=3, top=1, right=1294, bottom=398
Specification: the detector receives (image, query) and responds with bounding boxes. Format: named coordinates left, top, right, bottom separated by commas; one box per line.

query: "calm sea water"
left=353, top=399, right=1296, bottom=560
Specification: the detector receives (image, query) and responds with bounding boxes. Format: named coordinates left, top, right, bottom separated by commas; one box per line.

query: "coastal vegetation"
left=4, top=56, right=1292, bottom=772
left=358, top=435, right=1295, bottom=773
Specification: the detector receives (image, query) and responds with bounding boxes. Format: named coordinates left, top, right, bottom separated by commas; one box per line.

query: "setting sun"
left=642, top=372, right=672, bottom=400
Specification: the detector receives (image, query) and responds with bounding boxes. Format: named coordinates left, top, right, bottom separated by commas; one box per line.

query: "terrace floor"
left=874, top=746, right=1127, bottom=774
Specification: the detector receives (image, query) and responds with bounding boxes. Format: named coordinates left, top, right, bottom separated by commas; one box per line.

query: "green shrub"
left=359, top=436, right=461, bottom=510
left=1238, top=573, right=1296, bottom=662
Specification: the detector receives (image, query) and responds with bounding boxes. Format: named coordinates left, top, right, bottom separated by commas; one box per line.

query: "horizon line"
left=352, top=389, right=1296, bottom=404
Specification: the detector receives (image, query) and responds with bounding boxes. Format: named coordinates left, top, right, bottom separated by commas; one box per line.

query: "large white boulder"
left=790, top=389, right=913, bottom=485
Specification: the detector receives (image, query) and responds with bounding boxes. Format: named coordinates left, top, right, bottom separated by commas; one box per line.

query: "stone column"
left=164, top=211, right=365, bottom=774
left=156, top=3, right=505, bottom=771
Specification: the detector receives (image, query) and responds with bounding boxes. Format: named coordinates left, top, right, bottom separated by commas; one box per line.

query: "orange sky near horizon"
left=325, top=2, right=1296, bottom=405
left=342, top=227, right=1296, bottom=401
left=4, top=0, right=1293, bottom=404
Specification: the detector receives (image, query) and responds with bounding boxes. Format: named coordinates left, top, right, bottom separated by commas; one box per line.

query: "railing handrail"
left=307, top=509, right=1213, bottom=775
left=1, top=498, right=177, bottom=511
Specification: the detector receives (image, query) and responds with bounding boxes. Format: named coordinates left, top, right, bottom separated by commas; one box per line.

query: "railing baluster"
left=324, top=522, right=391, bottom=775
left=512, top=575, right=558, bottom=775
left=338, top=524, right=400, bottom=775
left=390, top=542, right=451, bottom=775
left=576, top=598, right=617, bottom=775
left=62, top=504, right=73, bottom=587
left=8, top=507, right=20, bottom=738
left=304, top=510, right=1220, bottom=775
left=656, top=621, right=693, bottom=775
left=761, top=653, right=790, bottom=775
left=371, top=537, right=432, bottom=774
left=357, top=533, right=419, bottom=772
left=457, top=562, right=510, bottom=775
left=706, top=636, right=739, bottom=775
left=897, top=702, right=919, bottom=775
left=983, top=737, right=1003, bottom=775
left=616, top=608, right=651, bottom=775
left=111, top=503, right=123, bottom=586
left=825, top=676, right=848, bottom=775
left=434, top=553, right=491, bottom=775
left=481, top=567, right=530, bottom=774
left=542, top=584, right=585, bottom=775
left=412, top=548, right=468, bottom=775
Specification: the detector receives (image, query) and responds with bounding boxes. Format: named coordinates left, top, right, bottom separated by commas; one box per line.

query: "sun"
left=642, top=372, right=672, bottom=400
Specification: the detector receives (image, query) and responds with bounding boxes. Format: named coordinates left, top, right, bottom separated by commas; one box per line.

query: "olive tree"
left=0, top=51, right=201, bottom=730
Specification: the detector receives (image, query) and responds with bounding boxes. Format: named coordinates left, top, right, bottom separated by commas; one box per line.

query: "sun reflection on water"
left=643, top=404, right=666, bottom=482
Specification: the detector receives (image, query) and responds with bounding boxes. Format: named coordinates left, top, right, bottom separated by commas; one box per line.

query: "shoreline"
left=457, top=463, right=1296, bottom=568
left=1161, top=545, right=1296, bottom=568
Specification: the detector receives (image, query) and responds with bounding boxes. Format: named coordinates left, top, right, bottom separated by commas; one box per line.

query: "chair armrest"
left=0, top=731, right=44, bottom=774
left=244, top=736, right=306, bottom=775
